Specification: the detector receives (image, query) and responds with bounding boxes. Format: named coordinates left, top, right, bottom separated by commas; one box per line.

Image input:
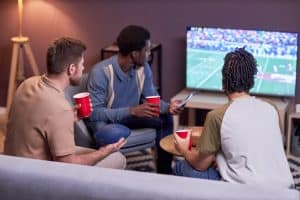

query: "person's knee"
left=94, top=152, right=127, bottom=169
left=94, top=124, right=131, bottom=148
left=112, top=152, right=127, bottom=169
left=173, top=160, right=221, bottom=180
left=208, top=167, right=221, bottom=180
left=173, top=160, right=187, bottom=176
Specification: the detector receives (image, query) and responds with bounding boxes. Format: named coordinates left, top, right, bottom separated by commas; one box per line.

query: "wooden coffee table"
left=160, top=126, right=203, bottom=156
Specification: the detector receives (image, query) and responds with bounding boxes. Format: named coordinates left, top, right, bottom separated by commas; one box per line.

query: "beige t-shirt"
left=4, top=75, right=75, bottom=160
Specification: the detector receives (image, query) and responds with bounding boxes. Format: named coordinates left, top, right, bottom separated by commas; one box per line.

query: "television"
left=186, top=27, right=298, bottom=97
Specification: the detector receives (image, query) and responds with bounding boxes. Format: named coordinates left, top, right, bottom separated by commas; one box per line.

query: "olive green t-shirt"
left=197, top=102, right=231, bottom=154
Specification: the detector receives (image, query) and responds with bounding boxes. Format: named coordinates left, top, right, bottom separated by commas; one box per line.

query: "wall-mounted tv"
left=186, top=27, right=298, bottom=97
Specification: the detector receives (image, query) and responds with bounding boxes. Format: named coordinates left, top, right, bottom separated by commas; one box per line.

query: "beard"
left=70, top=76, right=81, bottom=86
left=133, top=60, right=147, bottom=69
left=131, top=54, right=148, bottom=69
left=133, top=64, right=143, bottom=69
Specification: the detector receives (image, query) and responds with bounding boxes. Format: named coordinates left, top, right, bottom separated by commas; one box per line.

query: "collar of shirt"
left=112, top=55, right=135, bottom=81
left=40, top=74, right=63, bottom=93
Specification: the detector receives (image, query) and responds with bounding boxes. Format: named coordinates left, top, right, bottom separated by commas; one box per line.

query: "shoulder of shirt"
left=37, top=79, right=72, bottom=111
left=16, top=75, right=43, bottom=94
left=90, top=57, right=115, bottom=79
left=22, top=75, right=41, bottom=85
left=258, top=97, right=275, bottom=106
left=208, top=101, right=232, bottom=115
left=254, top=97, right=278, bottom=113
left=143, top=63, right=151, bottom=71
left=207, top=102, right=232, bottom=120
left=92, top=56, right=115, bottom=70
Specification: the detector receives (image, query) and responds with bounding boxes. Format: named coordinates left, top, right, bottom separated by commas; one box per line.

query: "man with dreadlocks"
left=173, top=48, right=294, bottom=188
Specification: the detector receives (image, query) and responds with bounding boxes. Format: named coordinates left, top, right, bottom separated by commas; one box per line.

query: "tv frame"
left=185, top=26, right=299, bottom=98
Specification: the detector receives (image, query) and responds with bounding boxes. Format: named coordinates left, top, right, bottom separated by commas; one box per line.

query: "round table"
left=160, top=126, right=203, bottom=156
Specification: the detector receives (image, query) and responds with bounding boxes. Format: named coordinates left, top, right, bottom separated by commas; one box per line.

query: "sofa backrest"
left=0, top=155, right=299, bottom=200
left=64, top=73, right=96, bottom=148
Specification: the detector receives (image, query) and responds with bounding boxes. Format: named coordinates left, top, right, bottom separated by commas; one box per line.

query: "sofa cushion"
left=0, top=155, right=299, bottom=200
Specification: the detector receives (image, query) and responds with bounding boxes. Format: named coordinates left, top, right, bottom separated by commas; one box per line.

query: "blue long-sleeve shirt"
left=87, top=55, right=169, bottom=124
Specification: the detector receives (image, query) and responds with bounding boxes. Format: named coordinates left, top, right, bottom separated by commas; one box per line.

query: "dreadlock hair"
left=222, top=47, right=258, bottom=94
left=116, top=25, right=150, bottom=56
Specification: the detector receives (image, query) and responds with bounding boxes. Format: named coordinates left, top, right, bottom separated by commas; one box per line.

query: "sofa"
left=0, top=155, right=299, bottom=200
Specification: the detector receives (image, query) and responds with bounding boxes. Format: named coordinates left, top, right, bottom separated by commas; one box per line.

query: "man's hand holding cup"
left=73, top=92, right=92, bottom=120
left=145, top=96, right=160, bottom=116
left=174, top=129, right=192, bottom=155
left=130, top=96, right=160, bottom=118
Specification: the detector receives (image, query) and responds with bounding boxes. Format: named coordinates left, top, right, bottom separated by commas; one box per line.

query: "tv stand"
left=172, top=89, right=291, bottom=135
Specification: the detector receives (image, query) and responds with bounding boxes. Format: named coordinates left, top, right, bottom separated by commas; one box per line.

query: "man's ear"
left=67, top=64, right=76, bottom=75
left=131, top=51, right=139, bottom=58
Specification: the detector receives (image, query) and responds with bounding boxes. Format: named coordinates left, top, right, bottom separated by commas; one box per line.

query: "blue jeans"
left=120, top=114, right=174, bottom=174
left=173, top=160, right=221, bottom=180
left=93, top=124, right=131, bottom=148
left=89, top=114, right=174, bottom=174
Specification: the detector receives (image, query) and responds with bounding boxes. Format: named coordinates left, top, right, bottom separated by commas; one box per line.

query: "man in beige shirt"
left=4, top=37, right=126, bottom=168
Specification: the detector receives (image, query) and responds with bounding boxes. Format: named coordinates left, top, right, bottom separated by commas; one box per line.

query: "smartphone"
left=177, top=92, right=195, bottom=109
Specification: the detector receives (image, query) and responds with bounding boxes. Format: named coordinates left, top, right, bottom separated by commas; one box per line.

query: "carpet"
left=125, top=149, right=300, bottom=190
left=125, top=149, right=156, bottom=173
left=288, top=155, right=300, bottom=189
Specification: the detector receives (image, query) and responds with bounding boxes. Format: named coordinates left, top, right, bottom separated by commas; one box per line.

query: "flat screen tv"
left=186, top=26, right=298, bottom=97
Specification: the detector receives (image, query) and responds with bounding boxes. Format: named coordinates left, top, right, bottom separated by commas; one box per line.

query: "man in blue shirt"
left=86, top=25, right=182, bottom=174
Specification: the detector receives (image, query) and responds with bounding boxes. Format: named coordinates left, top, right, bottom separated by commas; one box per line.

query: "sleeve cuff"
left=160, top=101, right=170, bottom=114
left=117, top=107, right=131, bottom=121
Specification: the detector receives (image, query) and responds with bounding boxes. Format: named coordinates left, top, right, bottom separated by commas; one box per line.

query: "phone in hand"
left=177, top=92, right=195, bottom=109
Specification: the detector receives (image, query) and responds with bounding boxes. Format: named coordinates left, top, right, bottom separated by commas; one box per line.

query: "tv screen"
left=186, top=27, right=298, bottom=97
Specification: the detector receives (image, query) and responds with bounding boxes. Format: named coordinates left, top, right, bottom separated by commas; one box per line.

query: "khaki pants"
left=75, top=146, right=126, bottom=169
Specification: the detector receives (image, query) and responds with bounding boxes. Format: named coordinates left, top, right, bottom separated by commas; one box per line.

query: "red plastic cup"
left=176, top=130, right=188, bottom=139
left=175, top=129, right=192, bottom=151
left=145, top=95, right=160, bottom=115
left=73, top=92, right=91, bottom=118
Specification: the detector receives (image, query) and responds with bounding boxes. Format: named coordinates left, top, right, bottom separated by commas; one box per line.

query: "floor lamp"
left=6, top=0, right=39, bottom=110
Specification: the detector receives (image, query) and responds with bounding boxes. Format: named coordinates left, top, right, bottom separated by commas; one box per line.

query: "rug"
left=125, top=149, right=156, bottom=173
left=288, top=155, right=300, bottom=189
left=125, top=149, right=300, bottom=190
